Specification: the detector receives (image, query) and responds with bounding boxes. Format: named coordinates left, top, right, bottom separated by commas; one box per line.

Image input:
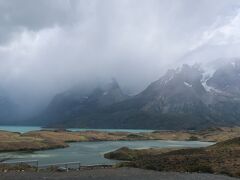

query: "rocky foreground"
left=0, top=127, right=240, bottom=152
left=0, top=168, right=238, bottom=180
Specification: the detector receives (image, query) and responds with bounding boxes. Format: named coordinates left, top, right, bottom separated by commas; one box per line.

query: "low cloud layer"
left=1, top=0, right=240, bottom=116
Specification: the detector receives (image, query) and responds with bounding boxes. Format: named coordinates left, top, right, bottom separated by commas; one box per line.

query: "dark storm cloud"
left=0, top=0, right=79, bottom=43
left=1, top=0, right=240, bottom=116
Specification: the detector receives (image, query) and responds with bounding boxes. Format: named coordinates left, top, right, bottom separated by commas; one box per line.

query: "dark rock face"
left=39, top=80, right=129, bottom=126
left=139, top=64, right=208, bottom=114
left=40, top=61, right=240, bottom=130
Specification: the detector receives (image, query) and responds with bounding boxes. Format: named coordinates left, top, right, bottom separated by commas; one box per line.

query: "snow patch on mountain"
left=184, top=82, right=192, bottom=88
left=201, top=71, right=231, bottom=95
left=200, top=68, right=216, bottom=92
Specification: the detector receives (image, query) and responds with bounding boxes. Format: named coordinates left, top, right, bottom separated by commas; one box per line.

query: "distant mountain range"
left=35, top=60, right=240, bottom=130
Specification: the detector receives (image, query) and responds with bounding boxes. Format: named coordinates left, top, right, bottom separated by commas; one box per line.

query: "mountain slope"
left=40, top=61, right=240, bottom=130
left=39, top=80, right=129, bottom=126
left=206, top=60, right=240, bottom=96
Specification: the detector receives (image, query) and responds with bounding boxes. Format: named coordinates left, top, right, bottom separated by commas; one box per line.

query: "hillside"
left=105, top=137, right=240, bottom=177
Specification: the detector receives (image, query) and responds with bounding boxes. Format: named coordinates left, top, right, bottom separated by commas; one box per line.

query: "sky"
left=1, top=0, right=240, bottom=116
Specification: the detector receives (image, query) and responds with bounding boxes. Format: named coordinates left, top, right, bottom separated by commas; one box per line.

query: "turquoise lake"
left=0, top=125, right=154, bottom=133
left=0, top=126, right=214, bottom=166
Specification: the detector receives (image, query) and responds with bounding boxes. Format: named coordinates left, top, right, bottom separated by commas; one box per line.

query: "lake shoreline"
left=105, top=137, right=240, bottom=178
left=0, top=127, right=239, bottom=178
left=0, top=126, right=239, bottom=153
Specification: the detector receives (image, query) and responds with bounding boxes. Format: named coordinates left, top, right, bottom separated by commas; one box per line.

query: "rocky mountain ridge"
left=31, top=60, right=240, bottom=129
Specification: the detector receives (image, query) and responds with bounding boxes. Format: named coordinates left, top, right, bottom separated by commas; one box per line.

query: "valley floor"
left=0, top=126, right=240, bottom=152
left=0, top=168, right=238, bottom=180
left=0, top=127, right=240, bottom=178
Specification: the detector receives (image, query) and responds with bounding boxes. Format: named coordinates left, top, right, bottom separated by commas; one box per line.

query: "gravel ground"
left=0, top=168, right=238, bottom=180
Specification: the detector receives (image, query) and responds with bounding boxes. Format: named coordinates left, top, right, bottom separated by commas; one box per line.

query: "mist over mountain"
left=33, top=60, right=240, bottom=130
left=37, top=80, right=128, bottom=125
left=1, top=1, right=240, bottom=128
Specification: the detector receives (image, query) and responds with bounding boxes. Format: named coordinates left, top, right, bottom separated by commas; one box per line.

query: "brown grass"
left=105, top=137, right=240, bottom=177
left=0, top=126, right=240, bottom=152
